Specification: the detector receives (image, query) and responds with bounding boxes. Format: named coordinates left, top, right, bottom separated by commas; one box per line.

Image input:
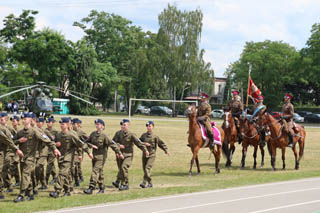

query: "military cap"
left=21, top=112, right=32, bottom=118
left=232, top=90, right=240, bottom=95
left=284, top=93, right=293, bottom=99
left=200, top=92, right=209, bottom=99
left=28, top=112, right=36, bottom=118
left=94, top=119, right=105, bottom=126
left=72, top=118, right=82, bottom=124
left=257, top=95, right=264, bottom=100
left=10, top=115, right=20, bottom=121
left=120, top=119, right=130, bottom=125
left=37, top=117, right=46, bottom=123
left=146, top=121, right=154, bottom=126
left=59, top=117, right=70, bottom=123
left=46, top=116, right=56, bottom=123
left=0, top=112, right=8, bottom=117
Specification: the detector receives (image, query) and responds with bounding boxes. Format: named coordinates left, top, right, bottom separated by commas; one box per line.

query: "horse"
left=222, top=107, right=238, bottom=167
left=185, top=105, right=225, bottom=175
left=257, top=110, right=306, bottom=170
left=239, top=116, right=267, bottom=169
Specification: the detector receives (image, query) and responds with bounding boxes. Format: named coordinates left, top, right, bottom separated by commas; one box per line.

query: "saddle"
left=198, top=122, right=222, bottom=146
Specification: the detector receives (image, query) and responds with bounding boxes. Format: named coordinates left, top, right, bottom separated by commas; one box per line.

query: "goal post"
left=128, top=98, right=198, bottom=120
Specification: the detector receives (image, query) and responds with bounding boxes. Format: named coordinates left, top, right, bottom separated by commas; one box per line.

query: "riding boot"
left=236, top=125, right=242, bottom=144
left=287, top=134, right=294, bottom=148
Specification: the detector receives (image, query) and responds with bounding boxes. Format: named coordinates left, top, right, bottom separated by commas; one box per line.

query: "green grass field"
left=1, top=115, right=319, bottom=213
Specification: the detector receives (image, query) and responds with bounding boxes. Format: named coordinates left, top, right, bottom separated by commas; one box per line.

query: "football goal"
left=128, top=98, right=198, bottom=120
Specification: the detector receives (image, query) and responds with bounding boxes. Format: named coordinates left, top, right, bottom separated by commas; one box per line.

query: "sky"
left=1, top=0, right=320, bottom=77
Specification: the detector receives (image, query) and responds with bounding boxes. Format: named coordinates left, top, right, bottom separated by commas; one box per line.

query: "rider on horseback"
left=249, top=95, right=267, bottom=146
left=197, top=92, right=215, bottom=149
left=228, top=90, right=243, bottom=144
left=281, top=93, right=294, bottom=148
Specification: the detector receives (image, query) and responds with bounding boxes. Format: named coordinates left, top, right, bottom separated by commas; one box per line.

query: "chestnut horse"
left=239, top=116, right=267, bottom=169
left=222, top=108, right=238, bottom=167
left=258, top=111, right=306, bottom=170
left=185, top=105, right=225, bottom=175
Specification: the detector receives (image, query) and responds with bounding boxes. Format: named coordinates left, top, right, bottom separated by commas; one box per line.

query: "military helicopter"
left=0, top=81, right=97, bottom=116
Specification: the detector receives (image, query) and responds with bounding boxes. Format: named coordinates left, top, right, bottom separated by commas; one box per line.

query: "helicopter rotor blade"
left=44, top=85, right=94, bottom=105
left=48, top=85, right=98, bottom=100
left=0, top=85, right=31, bottom=90
left=0, top=84, right=39, bottom=99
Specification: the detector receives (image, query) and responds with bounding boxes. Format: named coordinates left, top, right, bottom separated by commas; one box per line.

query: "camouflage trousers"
left=116, top=155, right=133, bottom=185
left=20, top=157, right=36, bottom=196
left=35, top=155, right=48, bottom=187
left=89, top=156, right=106, bottom=188
left=54, top=159, right=72, bottom=193
left=46, top=152, right=57, bottom=181
left=142, top=155, right=155, bottom=184
left=0, top=151, right=5, bottom=193
left=3, top=152, right=20, bottom=189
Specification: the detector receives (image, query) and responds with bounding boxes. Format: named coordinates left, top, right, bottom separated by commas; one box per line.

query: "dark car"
left=271, top=112, right=281, bottom=120
left=304, top=113, right=320, bottom=123
left=150, top=106, right=173, bottom=116
left=296, top=111, right=312, bottom=117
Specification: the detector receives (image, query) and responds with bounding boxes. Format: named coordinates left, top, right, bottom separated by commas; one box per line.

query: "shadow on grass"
left=152, top=172, right=190, bottom=177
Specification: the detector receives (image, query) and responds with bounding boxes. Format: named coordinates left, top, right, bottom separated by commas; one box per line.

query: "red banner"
left=248, top=76, right=261, bottom=101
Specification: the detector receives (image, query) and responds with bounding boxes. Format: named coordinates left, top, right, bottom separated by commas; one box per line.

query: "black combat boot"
left=79, top=175, right=84, bottom=183
left=26, top=194, right=34, bottom=201
left=39, top=185, right=48, bottom=190
left=287, top=134, right=294, bottom=148
left=112, top=180, right=120, bottom=188
left=97, top=186, right=104, bottom=194
left=83, top=187, right=94, bottom=194
left=13, top=195, right=24, bottom=203
left=74, top=181, right=80, bottom=187
left=139, top=182, right=146, bottom=188
left=49, top=191, right=59, bottom=198
left=119, top=185, right=129, bottom=191
left=5, top=188, right=13, bottom=193
left=147, top=183, right=153, bottom=188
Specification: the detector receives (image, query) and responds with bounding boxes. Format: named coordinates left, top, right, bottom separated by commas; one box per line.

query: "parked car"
left=211, top=109, right=224, bottom=118
left=296, top=111, right=312, bottom=117
left=136, top=105, right=150, bottom=115
left=150, top=106, right=173, bottom=116
left=304, top=113, right=320, bottom=123
left=271, top=112, right=281, bottom=120
left=293, top=113, right=304, bottom=123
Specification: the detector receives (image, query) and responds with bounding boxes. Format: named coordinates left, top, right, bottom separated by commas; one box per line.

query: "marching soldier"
left=227, top=90, right=243, bottom=143
left=2, top=113, right=20, bottom=192
left=112, top=119, right=149, bottom=191
left=71, top=118, right=87, bottom=186
left=35, top=117, right=54, bottom=190
left=84, top=119, right=124, bottom=194
left=45, top=116, right=58, bottom=185
left=13, top=113, right=60, bottom=203
left=281, top=93, right=295, bottom=148
left=49, top=117, right=93, bottom=198
left=139, top=121, right=169, bottom=188
left=197, top=92, right=215, bottom=149
left=0, top=114, right=24, bottom=200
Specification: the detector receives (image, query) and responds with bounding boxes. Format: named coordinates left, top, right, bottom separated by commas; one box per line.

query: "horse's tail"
left=222, top=140, right=230, bottom=158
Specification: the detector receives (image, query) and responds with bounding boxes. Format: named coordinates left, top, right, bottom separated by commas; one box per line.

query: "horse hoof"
left=253, top=166, right=256, bottom=170
left=295, top=166, right=299, bottom=170
left=188, top=173, right=192, bottom=177
left=282, top=168, right=286, bottom=171
left=196, top=172, right=200, bottom=176
left=260, top=165, right=264, bottom=168
left=240, top=167, right=244, bottom=170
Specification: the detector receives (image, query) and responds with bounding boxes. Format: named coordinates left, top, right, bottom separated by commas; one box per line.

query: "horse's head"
left=185, top=104, right=197, bottom=119
left=223, top=106, right=232, bottom=128
left=257, top=108, right=268, bottom=127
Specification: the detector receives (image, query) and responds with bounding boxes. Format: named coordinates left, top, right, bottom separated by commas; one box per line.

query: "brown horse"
left=258, top=111, right=306, bottom=170
left=239, top=116, right=267, bottom=169
left=222, top=108, right=238, bottom=167
left=185, top=105, right=225, bottom=175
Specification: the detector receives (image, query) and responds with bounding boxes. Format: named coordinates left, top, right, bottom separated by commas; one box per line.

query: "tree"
left=226, top=40, right=299, bottom=109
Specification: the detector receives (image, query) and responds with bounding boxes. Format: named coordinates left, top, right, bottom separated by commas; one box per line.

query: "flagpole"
left=246, top=64, right=252, bottom=108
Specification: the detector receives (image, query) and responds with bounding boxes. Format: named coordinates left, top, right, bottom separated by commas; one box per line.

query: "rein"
left=266, top=116, right=284, bottom=140
left=241, top=120, right=259, bottom=139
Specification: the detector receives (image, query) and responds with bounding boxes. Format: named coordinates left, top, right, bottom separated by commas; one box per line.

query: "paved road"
left=46, top=177, right=320, bottom=213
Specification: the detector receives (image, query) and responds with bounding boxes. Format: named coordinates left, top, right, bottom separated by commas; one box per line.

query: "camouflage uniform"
left=72, top=128, right=87, bottom=185
left=197, top=101, right=214, bottom=146
left=14, top=127, right=56, bottom=198
left=3, top=126, right=19, bottom=191
left=86, top=131, right=121, bottom=192
left=45, top=127, right=58, bottom=184
left=139, top=131, right=168, bottom=186
left=112, top=130, right=148, bottom=188
left=53, top=130, right=89, bottom=195
left=0, top=125, right=19, bottom=198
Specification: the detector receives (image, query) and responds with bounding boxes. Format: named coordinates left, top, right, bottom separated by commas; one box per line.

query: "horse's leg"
left=216, top=145, right=221, bottom=174
left=241, top=143, right=247, bottom=169
left=260, top=143, right=265, bottom=168
left=292, top=142, right=298, bottom=170
left=271, top=146, right=276, bottom=171
left=228, top=142, right=236, bottom=167
left=297, top=139, right=305, bottom=170
left=195, top=156, right=200, bottom=174
left=281, top=147, right=286, bottom=170
left=253, top=144, right=258, bottom=169
left=189, top=146, right=200, bottom=176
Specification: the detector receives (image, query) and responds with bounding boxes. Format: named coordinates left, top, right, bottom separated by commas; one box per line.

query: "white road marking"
left=151, top=187, right=320, bottom=213
left=45, top=177, right=320, bottom=213
left=249, top=200, right=320, bottom=213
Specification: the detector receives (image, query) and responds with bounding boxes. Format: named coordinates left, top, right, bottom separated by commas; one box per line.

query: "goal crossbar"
left=128, top=98, right=198, bottom=120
